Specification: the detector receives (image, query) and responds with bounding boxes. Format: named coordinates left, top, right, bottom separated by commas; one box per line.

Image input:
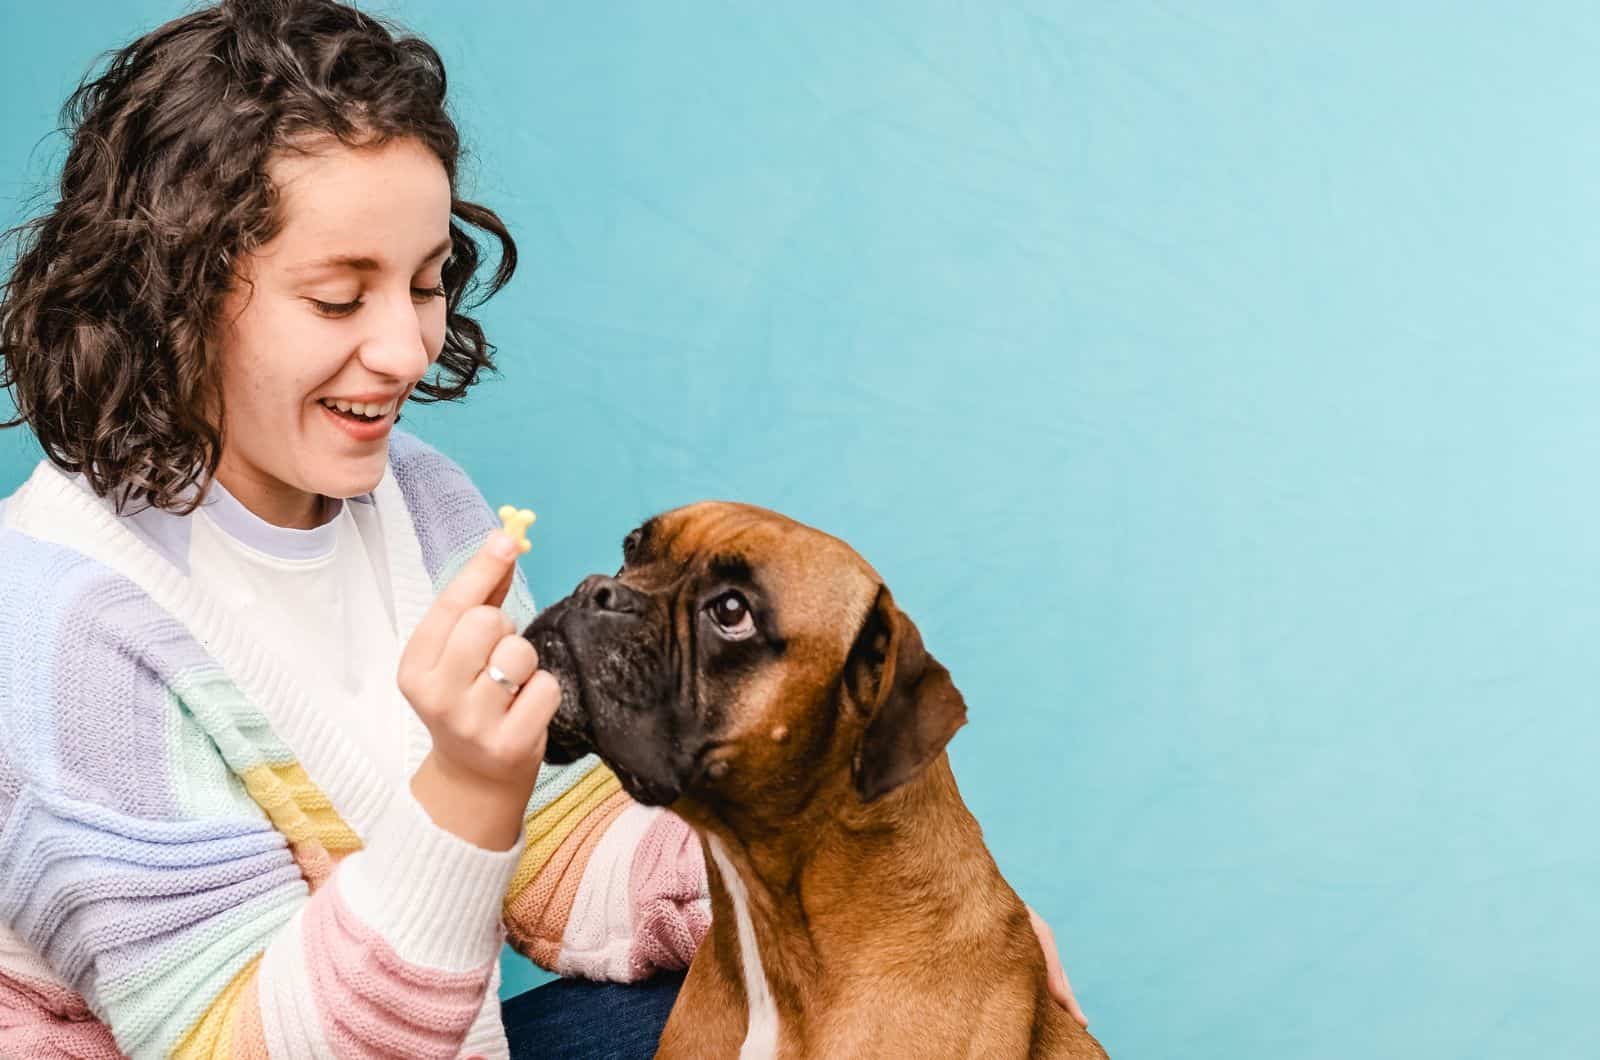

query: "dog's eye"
left=707, top=591, right=756, bottom=640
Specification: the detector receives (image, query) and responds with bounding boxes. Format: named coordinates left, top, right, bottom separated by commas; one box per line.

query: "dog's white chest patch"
left=707, top=834, right=780, bottom=1059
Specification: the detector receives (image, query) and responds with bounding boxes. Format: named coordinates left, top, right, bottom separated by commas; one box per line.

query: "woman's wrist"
left=410, top=750, right=534, bottom=851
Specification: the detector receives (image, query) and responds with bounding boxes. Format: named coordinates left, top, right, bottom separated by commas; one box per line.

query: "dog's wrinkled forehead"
left=635, top=501, right=882, bottom=652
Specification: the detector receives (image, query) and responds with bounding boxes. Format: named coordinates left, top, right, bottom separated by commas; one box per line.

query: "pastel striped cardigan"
left=0, top=429, right=710, bottom=1058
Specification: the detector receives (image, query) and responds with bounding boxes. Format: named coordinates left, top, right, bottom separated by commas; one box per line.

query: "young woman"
left=0, top=2, right=1084, bottom=1056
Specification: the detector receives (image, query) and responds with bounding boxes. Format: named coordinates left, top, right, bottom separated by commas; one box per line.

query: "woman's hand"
left=398, top=530, right=562, bottom=851
left=1028, top=904, right=1088, bottom=1028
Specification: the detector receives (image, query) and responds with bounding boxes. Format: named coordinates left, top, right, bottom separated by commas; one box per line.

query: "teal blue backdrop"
left=5, top=4, right=1598, bottom=1057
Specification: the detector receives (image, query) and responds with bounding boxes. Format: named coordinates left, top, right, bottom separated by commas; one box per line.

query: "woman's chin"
left=315, top=457, right=387, bottom=500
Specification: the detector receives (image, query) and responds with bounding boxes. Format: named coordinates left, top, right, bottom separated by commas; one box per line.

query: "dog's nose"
left=576, top=574, right=647, bottom=616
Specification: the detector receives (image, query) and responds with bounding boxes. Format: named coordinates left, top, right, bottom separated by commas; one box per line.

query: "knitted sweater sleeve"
left=386, top=431, right=711, bottom=983
left=0, top=530, right=520, bottom=1059
left=499, top=753, right=711, bottom=982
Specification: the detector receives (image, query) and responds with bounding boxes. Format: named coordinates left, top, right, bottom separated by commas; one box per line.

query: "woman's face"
left=212, top=135, right=452, bottom=528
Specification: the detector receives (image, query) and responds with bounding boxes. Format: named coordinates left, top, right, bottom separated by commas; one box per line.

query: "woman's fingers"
left=432, top=605, right=517, bottom=701
left=401, top=532, right=519, bottom=677
left=498, top=670, right=563, bottom=760
left=1027, top=904, right=1088, bottom=1028
left=481, top=634, right=539, bottom=693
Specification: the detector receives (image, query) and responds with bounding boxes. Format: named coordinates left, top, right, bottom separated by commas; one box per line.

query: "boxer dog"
left=524, top=502, right=1108, bottom=1059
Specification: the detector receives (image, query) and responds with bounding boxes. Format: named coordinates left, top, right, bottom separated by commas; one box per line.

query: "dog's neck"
left=684, top=754, right=1017, bottom=1046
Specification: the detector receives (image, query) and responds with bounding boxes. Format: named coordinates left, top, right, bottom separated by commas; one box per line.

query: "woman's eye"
left=707, top=591, right=756, bottom=639
left=309, top=285, right=444, bottom=317
left=310, top=298, right=362, bottom=317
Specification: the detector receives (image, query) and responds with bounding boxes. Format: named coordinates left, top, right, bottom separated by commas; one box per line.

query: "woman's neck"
left=211, top=462, right=330, bottom=530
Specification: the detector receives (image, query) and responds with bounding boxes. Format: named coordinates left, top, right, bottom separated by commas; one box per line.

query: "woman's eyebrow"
left=291, top=235, right=452, bottom=274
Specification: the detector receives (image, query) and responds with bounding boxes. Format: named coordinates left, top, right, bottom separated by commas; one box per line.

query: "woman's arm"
left=391, top=435, right=713, bottom=983
left=0, top=924, right=123, bottom=1059
left=500, top=758, right=710, bottom=980
left=0, top=536, right=516, bottom=1059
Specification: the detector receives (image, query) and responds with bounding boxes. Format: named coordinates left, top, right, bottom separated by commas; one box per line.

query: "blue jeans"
left=502, top=971, right=685, bottom=1059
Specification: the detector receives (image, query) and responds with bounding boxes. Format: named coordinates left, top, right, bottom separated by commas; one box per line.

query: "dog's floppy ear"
left=843, top=585, right=968, bottom=803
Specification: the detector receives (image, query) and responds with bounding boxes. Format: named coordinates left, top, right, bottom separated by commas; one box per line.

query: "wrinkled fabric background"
left=5, top=4, right=1597, bottom=1057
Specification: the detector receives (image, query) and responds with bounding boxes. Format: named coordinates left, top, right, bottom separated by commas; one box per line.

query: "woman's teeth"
left=320, top=397, right=394, bottom=420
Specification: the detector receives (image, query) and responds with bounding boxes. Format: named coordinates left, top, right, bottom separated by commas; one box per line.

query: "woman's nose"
left=359, top=294, right=433, bottom=380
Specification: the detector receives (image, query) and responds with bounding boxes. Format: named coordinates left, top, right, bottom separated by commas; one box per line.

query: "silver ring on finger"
left=484, top=664, right=522, bottom=697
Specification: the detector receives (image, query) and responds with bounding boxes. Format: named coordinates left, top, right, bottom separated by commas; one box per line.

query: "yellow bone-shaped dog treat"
left=497, top=505, right=537, bottom=554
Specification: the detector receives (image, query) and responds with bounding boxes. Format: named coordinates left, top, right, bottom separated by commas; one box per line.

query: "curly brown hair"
left=0, top=0, right=517, bottom=515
